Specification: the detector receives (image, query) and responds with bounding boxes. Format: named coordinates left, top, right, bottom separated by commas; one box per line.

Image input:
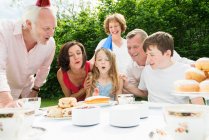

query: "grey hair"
left=22, top=5, right=57, bottom=28
left=126, top=29, right=148, bottom=42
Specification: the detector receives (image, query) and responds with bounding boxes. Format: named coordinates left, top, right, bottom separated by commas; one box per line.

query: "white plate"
left=35, top=109, right=45, bottom=116
left=172, top=91, right=209, bottom=99
left=137, top=101, right=171, bottom=109
left=21, top=126, right=46, bottom=140
left=147, top=102, right=172, bottom=109
left=44, top=115, right=72, bottom=120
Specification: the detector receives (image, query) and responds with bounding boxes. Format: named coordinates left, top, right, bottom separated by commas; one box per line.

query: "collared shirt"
left=126, top=60, right=144, bottom=87
left=0, top=20, right=55, bottom=99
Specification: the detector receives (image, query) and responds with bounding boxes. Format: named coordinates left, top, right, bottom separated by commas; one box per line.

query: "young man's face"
left=146, top=45, right=171, bottom=69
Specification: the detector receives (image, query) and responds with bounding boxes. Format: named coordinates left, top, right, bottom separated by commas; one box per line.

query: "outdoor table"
left=32, top=105, right=167, bottom=140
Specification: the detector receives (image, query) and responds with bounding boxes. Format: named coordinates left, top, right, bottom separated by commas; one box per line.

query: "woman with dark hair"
left=57, top=41, right=93, bottom=101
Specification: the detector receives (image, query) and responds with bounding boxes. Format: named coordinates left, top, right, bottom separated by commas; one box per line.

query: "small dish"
left=137, top=101, right=171, bottom=109
left=172, top=91, right=209, bottom=99
left=44, top=115, right=71, bottom=120
left=22, top=126, right=46, bottom=140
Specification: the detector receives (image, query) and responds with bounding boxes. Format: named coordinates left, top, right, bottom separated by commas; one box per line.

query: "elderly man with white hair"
left=0, top=0, right=57, bottom=107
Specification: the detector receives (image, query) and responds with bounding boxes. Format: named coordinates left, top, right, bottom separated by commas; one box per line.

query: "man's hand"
left=119, top=73, right=129, bottom=87
left=5, top=100, right=21, bottom=108
left=28, top=90, right=38, bottom=97
left=0, top=91, right=20, bottom=108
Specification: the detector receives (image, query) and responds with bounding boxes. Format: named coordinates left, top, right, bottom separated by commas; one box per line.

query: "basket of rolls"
left=46, top=97, right=78, bottom=119
left=174, top=57, right=209, bottom=93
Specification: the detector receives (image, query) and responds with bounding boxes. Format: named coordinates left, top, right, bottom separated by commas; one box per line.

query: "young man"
left=123, top=29, right=196, bottom=97
left=138, top=31, right=203, bottom=104
left=0, top=0, right=57, bottom=107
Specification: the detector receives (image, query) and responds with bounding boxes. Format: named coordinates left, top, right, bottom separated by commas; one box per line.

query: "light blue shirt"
left=96, top=82, right=114, bottom=100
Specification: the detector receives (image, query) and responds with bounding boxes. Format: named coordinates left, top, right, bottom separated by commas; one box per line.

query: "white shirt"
left=96, top=38, right=132, bottom=74
left=126, top=61, right=144, bottom=87
left=138, top=62, right=190, bottom=104
left=173, top=50, right=195, bottom=65
left=0, top=20, right=55, bottom=99
left=126, top=50, right=194, bottom=87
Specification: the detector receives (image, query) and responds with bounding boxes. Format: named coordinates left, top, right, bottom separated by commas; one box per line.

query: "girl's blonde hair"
left=90, top=48, right=120, bottom=96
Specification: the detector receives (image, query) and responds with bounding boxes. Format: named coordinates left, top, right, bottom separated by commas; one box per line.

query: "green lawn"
left=41, top=98, right=58, bottom=108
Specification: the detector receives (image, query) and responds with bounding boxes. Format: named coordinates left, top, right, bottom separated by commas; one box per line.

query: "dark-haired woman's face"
left=68, top=45, right=83, bottom=69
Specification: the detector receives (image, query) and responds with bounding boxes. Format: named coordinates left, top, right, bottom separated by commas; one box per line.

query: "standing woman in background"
left=90, top=13, right=131, bottom=74
left=57, top=41, right=93, bottom=101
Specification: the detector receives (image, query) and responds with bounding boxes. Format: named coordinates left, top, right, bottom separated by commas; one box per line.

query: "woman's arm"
left=57, top=69, right=87, bottom=98
left=57, top=69, right=71, bottom=97
left=84, top=73, right=93, bottom=98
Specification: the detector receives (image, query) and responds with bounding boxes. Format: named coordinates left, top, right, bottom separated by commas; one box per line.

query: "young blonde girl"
left=86, top=48, right=123, bottom=100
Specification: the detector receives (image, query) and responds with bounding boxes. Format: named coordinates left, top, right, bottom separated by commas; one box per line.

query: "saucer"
left=21, top=126, right=46, bottom=140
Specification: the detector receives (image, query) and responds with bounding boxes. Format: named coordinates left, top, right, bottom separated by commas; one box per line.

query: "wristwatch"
left=32, top=87, right=40, bottom=92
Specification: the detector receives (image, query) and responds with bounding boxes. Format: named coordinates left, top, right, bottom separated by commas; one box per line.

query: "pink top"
left=62, top=61, right=91, bottom=101
left=0, top=20, right=55, bottom=99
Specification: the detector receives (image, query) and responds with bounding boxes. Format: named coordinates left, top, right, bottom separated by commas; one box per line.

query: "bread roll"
left=84, top=96, right=110, bottom=104
left=174, top=80, right=199, bottom=92
left=199, top=80, right=209, bottom=92
left=62, top=108, right=72, bottom=117
left=58, top=97, right=77, bottom=108
left=185, top=68, right=206, bottom=82
left=195, top=57, right=209, bottom=71
left=47, top=106, right=63, bottom=118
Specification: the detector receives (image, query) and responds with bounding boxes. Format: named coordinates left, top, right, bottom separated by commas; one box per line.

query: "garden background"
left=38, top=0, right=209, bottom=105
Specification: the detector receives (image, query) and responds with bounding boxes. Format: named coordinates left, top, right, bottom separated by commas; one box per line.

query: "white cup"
left=109, top=104, right=140, bottom=127
left=163, top=104, right=209, bottom=140
left=117, top=94, right=134, bottom=104
left=72, top=106, right=100, bottom=126
left=0, top=108, right=35, bottom=140
left=133, top=102, right=149, bottom=118
left=21, top=97, right=41, bottom=110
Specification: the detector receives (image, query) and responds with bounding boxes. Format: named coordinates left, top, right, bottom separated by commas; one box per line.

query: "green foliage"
left=40, top=0, right=209, bottom=99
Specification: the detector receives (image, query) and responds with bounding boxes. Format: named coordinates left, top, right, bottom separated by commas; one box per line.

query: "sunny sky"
left=0, top=0, right=97, bottom=19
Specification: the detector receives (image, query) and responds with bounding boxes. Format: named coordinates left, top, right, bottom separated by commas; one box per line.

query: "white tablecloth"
left=32, top=107, right=166, bottom=140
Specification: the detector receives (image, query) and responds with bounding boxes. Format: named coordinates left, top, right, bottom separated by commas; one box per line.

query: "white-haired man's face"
left=31, top=8, right=56, bottom=45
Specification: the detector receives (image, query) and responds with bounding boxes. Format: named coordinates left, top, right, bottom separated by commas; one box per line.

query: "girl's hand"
left=92, top=88, right=99, bottom=96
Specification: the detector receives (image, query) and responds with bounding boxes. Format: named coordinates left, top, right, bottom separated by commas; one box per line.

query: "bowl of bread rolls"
left=174, top=57, right=209, bottom=93
left=46, top=97, right=77, bottom=119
